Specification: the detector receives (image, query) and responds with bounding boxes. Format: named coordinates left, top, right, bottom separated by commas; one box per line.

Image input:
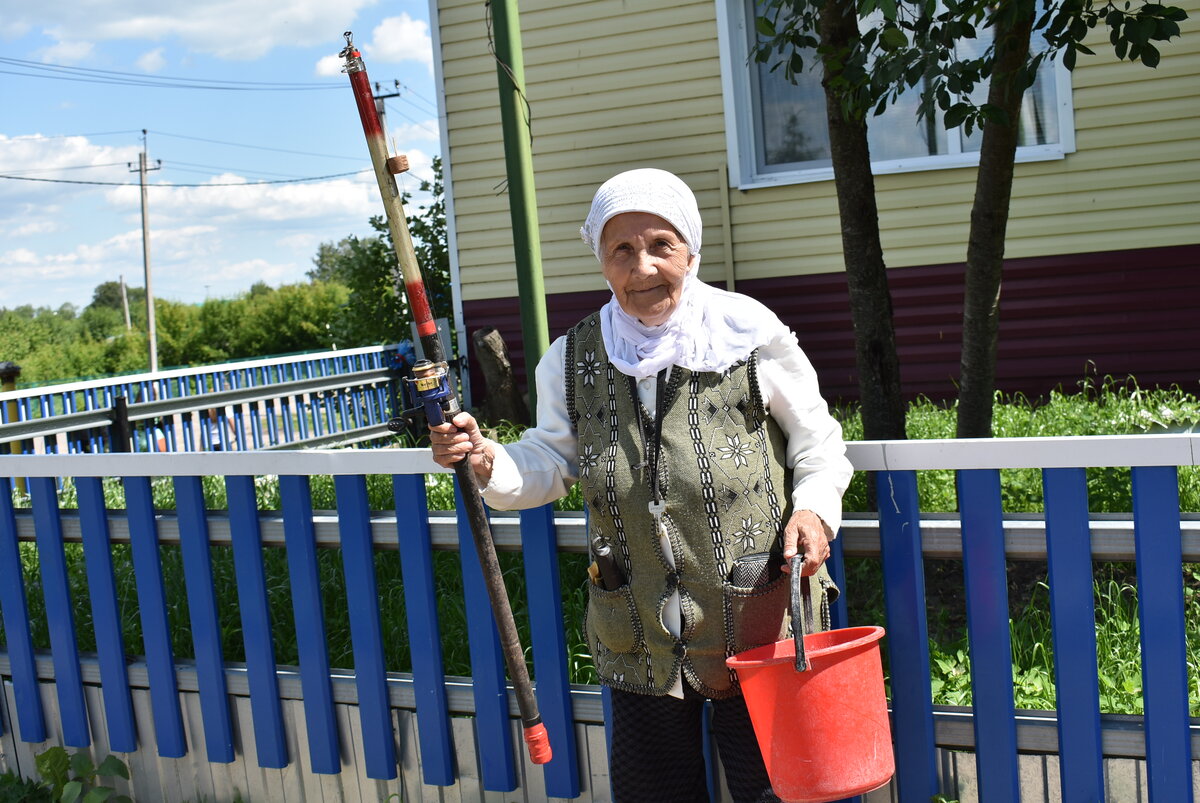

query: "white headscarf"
left=581, top=169, right=788, bottom=379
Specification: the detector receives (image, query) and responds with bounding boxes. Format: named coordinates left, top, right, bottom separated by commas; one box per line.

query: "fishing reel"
left=387, top=359, right=460, bottom=432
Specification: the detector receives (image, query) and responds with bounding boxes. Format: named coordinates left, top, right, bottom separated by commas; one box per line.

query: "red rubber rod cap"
left=524, top=723, right=552, bottom=764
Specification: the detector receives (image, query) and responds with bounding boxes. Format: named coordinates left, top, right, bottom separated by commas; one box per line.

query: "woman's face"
left=600, top=212, right=695, bottom=326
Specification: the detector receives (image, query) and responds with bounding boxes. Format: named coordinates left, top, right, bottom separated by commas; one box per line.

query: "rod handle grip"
left=523, top=723, right=552, bottom=764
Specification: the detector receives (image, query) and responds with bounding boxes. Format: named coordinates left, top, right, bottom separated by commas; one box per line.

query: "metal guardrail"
left=0, top=367, right=397, bottom=445
left=0, top=345, right=409, bottom=453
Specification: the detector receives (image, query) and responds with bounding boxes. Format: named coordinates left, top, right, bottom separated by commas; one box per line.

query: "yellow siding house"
left=429, top=0, right=1199, bottom=403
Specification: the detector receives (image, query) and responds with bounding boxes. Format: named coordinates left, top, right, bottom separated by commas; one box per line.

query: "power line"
left=148, top=130, right=364, bottom=162
left=381, top=101, right=440, bottom=138
left=0, top=169, right=372, bottom=187
left=0, top=161, right=131, bottom=175
left=8, top=130, right=142, bottom=140
left=164, top=159, right=310, bottom=179
left=0, top=56, right=342, bottom=91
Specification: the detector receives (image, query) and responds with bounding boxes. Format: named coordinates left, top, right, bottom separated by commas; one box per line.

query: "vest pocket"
left=585, top=582, right=642, bottom=656
left=724, top=572, right=790, bottom=655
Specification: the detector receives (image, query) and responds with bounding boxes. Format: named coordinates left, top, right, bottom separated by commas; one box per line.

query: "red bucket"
left=726, top=562, right=893, bottom=803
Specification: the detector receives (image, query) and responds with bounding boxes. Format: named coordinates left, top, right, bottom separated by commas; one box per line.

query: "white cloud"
left=385, top=120, right=440, bottom=144
left=137, top=47, right=166, bottom=72
left=314, top=54, right=343, bottom=77
left=0, top=134, right=139, bottom=184
left=365, top=14, right=433, bottom=70
left=8, top=0, right=380, bottom=59
left=203, top=258, right=296, bottom=283
left=39, top=37, right=94, bottom=63
left=114, top=173, right=380, bottom=225
left=0, top=229, right=137, bottom=282
left=0, top=136, right=140, bottom=237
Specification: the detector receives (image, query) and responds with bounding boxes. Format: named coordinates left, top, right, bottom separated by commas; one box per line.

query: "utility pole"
left=119, top=274, right=132, bottom=330
left=129, top=130, right=162, bottom=373
left=372, top=80, right=401, bottom=130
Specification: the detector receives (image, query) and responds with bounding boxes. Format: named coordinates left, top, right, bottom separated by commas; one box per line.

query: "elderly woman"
left=431, top=168, right=852, bottom=802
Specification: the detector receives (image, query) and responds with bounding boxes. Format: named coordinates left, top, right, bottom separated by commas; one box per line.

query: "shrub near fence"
left=1, top=435, right=1199, bottom=801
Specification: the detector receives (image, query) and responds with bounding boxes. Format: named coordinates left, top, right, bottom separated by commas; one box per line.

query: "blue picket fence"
left=0, top=345, right=408, bottom=455
left=0, top=435, right=1197, bottom=801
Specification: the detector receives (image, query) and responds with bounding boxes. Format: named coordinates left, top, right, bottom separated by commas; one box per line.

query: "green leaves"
left=750, top=0, right=1186, bottom=135
left=943, top=101, right=973, bottom=128
left=92, top=759, right=128, bottom=782
left=879, top=26, right=909, bottom=50
left=30, top=748, right=131, bottom=803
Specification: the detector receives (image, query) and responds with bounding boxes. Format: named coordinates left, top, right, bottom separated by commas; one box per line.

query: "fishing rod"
left=338, top=31, right=552, bottom=766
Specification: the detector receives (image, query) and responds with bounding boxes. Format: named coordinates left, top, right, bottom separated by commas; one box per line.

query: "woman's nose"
left=631, top=249, right=658, bottom=276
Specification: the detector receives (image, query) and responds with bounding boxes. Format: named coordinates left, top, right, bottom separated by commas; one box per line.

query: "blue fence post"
left=0, top=476, right=47, bottom=742
left=29, top=477, right=91, bottom=747
left=75, top=477, right=138, bottom=752
left=519, top=504, right=581, bottom=799
left=334, top=474, right=398, bottom=780
left=174, top=476, right=235, bottom=763
left=392, top=473, right=455, bottom=787
left=124, top=475, right=187, bottom=757
left=956, top=469, right=1019, bottom=799
left=1042, top=468, right=1105, bottom=802
left=828, top=533, right=850, bottom=630
left=453, top=479, right=518, bottom=792
left=226, top=475, right=289, bottom=769
left=279, top=475, right=340, bottom=774
left=875, top=470, right=939, bottom=801
left=1131, top=465, right=1193, bottom=802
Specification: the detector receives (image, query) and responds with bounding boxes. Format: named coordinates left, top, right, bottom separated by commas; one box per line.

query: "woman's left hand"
left=782, top=510, right=833, bottom=576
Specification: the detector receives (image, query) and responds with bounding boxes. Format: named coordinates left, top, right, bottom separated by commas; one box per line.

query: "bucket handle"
left=789, top=555, right=816, bottom=672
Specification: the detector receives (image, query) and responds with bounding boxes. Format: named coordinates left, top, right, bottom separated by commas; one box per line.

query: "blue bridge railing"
left=0, top=435, right=1196, bottom=801
left=0, top=345, right=408, bottom=455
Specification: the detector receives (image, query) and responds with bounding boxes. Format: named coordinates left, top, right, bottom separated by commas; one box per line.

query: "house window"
left=716, top=0, right=1076, bottom=188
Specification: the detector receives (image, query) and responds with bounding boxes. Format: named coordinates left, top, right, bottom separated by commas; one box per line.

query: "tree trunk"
left=956, top=6, right=1035, bottom=438
left=819, top=0, right=906, bottom=442
left=472, top=327, right=530, bottom=425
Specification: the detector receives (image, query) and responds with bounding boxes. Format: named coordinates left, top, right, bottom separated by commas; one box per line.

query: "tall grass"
left=6, top=379, right=1200, bottom=713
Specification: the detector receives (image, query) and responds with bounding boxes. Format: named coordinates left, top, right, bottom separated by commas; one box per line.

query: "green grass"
left=5, top=378, right=1200, bottom=714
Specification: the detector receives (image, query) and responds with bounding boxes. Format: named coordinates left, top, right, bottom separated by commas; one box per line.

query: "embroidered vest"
left=566, top=313, right=835, bottom=698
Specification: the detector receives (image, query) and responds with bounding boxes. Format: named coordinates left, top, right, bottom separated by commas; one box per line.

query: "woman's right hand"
left=429, top=411, right=495, bottom=485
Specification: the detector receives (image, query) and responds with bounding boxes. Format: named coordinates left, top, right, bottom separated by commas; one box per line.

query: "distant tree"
left=155, top=300, right=202, bottom=369
left=234, top=282, right=349, bottom=356
left=309, top=157, right=452, bottom=348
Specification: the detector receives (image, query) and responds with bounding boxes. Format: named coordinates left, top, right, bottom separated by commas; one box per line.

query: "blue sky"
left=1, top=0, right=441, bottom=312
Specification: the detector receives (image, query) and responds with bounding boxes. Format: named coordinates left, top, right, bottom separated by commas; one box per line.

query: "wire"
left=0, top=56, right=342, bottom=91
left=0, top=162, right=131, bottom=175
left=164, top=159, right=309, bottom=179
left=0, top=169, right=372, bottom=187
left=484, top=1, right=533, bottom=141
left=394, top=82, right=440, bottom=115
left=148, top=130, right=364, bottom=162
left=7, top=130, right=142, bottom=140
left=381, top=101, right=439, bottom=136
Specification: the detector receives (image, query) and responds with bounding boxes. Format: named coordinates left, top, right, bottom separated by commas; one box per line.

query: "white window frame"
left=715, top=0, right=1077, bottom=190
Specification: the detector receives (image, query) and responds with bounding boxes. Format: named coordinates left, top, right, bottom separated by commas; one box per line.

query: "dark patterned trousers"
left=608, top=683, right=780, bottom=803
